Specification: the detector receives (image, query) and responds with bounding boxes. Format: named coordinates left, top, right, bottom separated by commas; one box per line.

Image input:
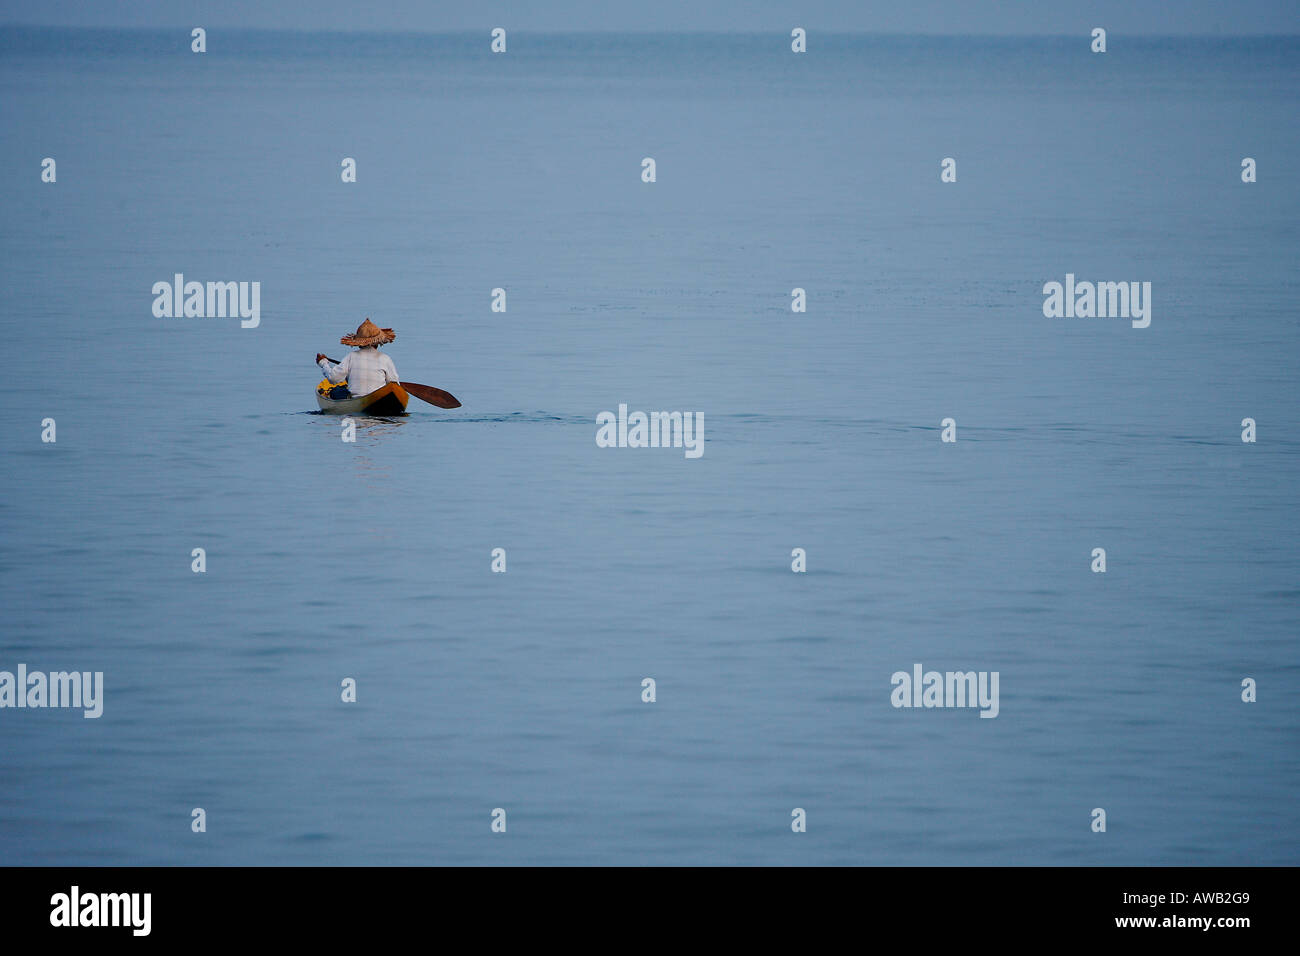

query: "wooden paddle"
left=322, top=356, right=461, bottom=409
left=400, top=381, right=461, bottom=409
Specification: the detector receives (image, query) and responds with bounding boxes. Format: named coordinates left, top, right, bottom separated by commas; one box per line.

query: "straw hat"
left=341, top=318, right=395, bottom=347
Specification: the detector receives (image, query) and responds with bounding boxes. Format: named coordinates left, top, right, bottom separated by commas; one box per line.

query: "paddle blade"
left=401, top=382, right=461, bottom=409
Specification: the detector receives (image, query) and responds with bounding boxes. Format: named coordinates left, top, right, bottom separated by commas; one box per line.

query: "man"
left=316, top=318, right=400, bottom=397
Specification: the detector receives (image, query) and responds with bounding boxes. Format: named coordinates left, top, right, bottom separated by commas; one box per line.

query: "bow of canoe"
left=316, top=382, right=409, bottom=415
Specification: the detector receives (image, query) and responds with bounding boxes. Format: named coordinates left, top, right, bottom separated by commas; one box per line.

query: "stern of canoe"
left=316, top=383, right=409, bottom=415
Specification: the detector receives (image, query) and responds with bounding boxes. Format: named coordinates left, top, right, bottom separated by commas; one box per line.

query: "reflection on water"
left=347, top=415, right=408, bottom=438
left=313, top=413, right=406, bottom=486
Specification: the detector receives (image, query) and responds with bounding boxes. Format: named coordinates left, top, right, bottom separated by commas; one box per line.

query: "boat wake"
left=298, top=410, right=585, bottom=425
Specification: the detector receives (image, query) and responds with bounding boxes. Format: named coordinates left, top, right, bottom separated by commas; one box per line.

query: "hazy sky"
left=1, top=0, right=1296, bottom=34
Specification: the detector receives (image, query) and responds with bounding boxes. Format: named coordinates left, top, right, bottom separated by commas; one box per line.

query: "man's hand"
left=316, top=353, right=328, bottom=364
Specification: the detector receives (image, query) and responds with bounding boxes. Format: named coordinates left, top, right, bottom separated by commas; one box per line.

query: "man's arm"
left=318, top=353, right=349, bottom=383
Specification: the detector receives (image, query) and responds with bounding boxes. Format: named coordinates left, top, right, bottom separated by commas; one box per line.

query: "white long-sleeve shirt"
left=318, top=347, right=399, bottom=397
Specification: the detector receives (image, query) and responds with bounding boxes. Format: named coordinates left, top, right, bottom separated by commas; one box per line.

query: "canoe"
left=315, top=382, right=409, bottom=415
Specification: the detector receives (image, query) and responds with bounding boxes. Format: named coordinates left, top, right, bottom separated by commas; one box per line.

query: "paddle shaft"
left=320, top=356, right=461, bottom=409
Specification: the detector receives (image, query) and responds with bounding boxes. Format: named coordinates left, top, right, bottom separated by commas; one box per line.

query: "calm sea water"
left=1, top=29, right=1297, bottom=865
